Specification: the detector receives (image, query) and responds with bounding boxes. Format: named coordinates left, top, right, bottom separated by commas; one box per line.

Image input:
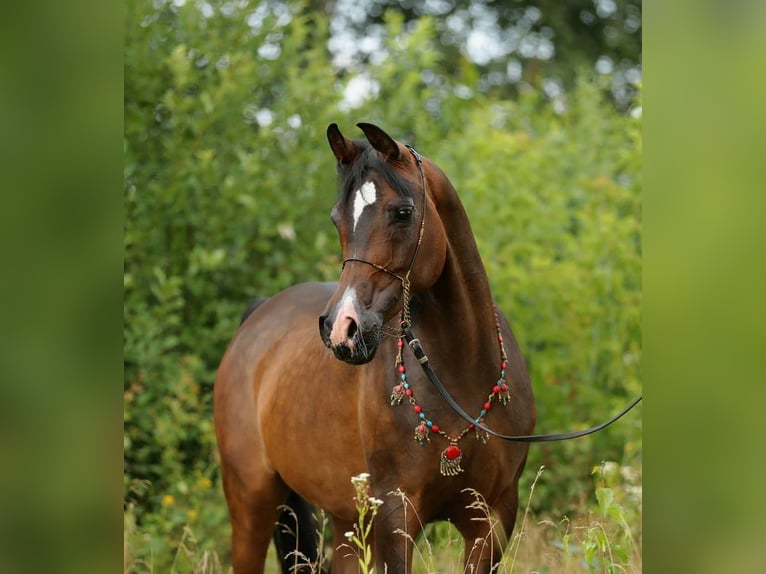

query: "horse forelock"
left=337, top=143, right=418, bottom=204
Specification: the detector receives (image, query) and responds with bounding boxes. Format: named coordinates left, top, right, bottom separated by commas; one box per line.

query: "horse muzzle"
left=319, top=291, right=382, bottom=365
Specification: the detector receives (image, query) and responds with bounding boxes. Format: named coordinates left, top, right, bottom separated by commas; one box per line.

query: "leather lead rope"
left=402, top=325, right=642, bottom=443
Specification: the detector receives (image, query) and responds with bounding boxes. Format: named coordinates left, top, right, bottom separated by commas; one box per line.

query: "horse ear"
left=357, top=122, right=401, bottom=161
left=327, top=123, right=359, bottom=165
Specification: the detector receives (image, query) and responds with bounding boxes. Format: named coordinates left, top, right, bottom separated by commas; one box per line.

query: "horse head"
left=319, top=123, right=447, bottom=364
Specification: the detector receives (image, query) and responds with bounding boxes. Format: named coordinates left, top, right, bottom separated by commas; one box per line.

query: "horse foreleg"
left=455, top=493, right=518, bottom=574
left=369, top=496, right=421, bottom=574
left=222, top=471, right=288, bottom=574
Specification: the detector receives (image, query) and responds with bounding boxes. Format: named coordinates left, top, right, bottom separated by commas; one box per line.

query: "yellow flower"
left=186, top=509, right=197, bottom=521
left=161, top=494, right=175, bottom=507
left=197, top=477, right=213, bottom=489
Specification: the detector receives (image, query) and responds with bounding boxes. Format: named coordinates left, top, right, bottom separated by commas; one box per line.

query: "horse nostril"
left=347, top=319, right=358, bottom=340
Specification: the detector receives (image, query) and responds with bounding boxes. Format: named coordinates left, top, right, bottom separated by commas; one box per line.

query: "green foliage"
left=563, top=461, right=642, bottom=572
left=329, top=0, right=642, bottom=108
left=124, top=0, right=640, bottom=569
left=124, top=474, right=230, bottom=573
left=124, top=1, right=345, bottom=567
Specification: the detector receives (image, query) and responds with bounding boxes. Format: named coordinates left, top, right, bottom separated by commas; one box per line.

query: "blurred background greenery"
left=124, top=0, right=641, bottom=570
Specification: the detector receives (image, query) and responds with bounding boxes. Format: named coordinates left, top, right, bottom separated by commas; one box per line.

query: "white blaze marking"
left=329, top=288, right=359, bottom=347
left=352, top=181, right=377, bottom=232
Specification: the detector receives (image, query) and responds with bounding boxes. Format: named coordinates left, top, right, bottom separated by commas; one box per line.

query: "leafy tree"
left=326, top=0, right=641, bottom=107
left=124, top=0, right=344, bottom=525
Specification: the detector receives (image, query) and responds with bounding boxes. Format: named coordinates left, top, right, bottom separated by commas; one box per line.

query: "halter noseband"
left=341, top=144, right=427, bottom=326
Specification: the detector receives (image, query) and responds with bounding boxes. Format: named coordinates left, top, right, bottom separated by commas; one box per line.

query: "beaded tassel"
left=390, top=384, right=405, bottom=406
left=440, top=444, right=464, bottom=476
left=414, top=423, right=430, bottom=445
left=391, top=335, right=408, bottom=405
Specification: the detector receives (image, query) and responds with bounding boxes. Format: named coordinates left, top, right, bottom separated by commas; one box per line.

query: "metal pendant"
left=390, top=384, right=405, bottom=406
left=475, top=427, right=489, bottom=445
left=498, top=384, right=511, bottom=405
left=414, top=423, right=430, bottom=445
left=440, top=444, right=464, bottom=476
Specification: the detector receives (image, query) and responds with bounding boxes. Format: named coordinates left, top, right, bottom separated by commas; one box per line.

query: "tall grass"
left=124, top=462, right=641, bottom=574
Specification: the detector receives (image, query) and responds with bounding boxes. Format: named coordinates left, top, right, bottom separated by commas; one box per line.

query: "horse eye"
left=394, top=207, right=413, bottom=222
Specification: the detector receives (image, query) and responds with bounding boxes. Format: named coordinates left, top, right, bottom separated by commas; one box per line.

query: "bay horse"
left=214, top=122, right=535, bottom=573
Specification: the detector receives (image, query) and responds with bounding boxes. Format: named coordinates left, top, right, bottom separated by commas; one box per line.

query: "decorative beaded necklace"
left=389, top=307, right=512, bottom=476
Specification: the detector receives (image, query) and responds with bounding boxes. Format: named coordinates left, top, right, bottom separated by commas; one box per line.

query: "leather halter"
left=340, top=144, right=642, bottom=442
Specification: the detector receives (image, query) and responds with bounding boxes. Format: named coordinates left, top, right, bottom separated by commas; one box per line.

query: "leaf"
left=596, top=487, right=615, bottom=517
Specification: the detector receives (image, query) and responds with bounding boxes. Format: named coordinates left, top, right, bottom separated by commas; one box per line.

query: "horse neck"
left=417, top=172, right=499, bottom=374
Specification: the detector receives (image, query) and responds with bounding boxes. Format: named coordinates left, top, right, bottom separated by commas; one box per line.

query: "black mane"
left=337, top=141, right=418, bottom=201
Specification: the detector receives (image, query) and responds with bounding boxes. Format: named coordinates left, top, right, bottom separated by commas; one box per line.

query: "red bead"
left=431, top=425, right=440, bottom=432
left=405, top=389, right=413, bottom=396
left=493, top=385, right=500, bottom=394
left=498, top=334, right=503, bottom=342
left=468, top=423, right=475, bottom=430
left=397, top=339, right=404, bottom=348
left=501, top=361, right=508, bottom=370
left=444, top=445, right=461, bottom=460
left=484, top=402, right=491, bottom=410
left=500, top=384, right=508, bottom=392
left=414, top=405, right=422, bottom=413
left=398, top=364, right=406, bottom=374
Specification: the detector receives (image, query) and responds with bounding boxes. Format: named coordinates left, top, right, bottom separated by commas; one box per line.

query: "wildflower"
left=186, top=509, right=198, bottom=521
left=368, top=497, right=384, bottom=508
left=344, top=531, right=355, bottom=539
left=197, top=477, right=213, bottom=489
left=351, top=472, right=370, bottom=484
left=161, top=494, right=175, bottom=507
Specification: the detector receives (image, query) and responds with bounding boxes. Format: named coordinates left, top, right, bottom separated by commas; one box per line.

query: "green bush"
left=124, top=1, right=346, bottom=563
left=125, top=0, right=640, bottom=568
